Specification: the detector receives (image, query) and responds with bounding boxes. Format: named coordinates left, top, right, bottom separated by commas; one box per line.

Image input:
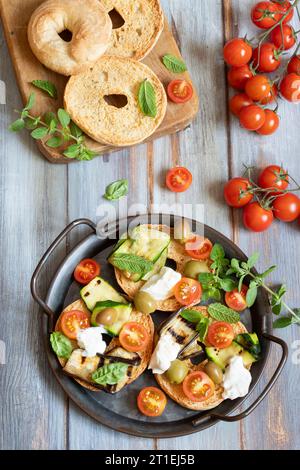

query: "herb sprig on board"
left=9, top=93, right=96, bottom=161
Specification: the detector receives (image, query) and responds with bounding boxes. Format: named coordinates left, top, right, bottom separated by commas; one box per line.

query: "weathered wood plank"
left=0, top=27, right=67, bottom=449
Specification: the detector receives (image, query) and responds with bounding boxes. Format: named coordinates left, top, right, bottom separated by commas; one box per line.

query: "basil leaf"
left=162, top=54, right=187, bottom=73
left=92, top=363, right=128, bottom=385
left=46, top=136, right=63, bottom=148
left=9, top=119, right=25, bottom=132
left=247, top=252, right=260, bottom=269
left=31, top=127, right=49, bottom=139
left=273, top=317, right=293, bottom=329
left=111, top=253, right=153, bottom=275
left=57, top=108, right=71, bottom=128
left=208, top=303, right=240, bottom=323
left=181, top=309, right=203, bottom=323
left=104, top=179, right=128, bottom=201
left=50, top=332, right=72, bottom=359
left=210, top=243, right=225, bottom=261
left=32, top=80, right=57, bottom=99
left=138, top=79, right=157, bottom=118
left=219, top=277, right=237, bottom=292
left=196, top=317, right=209, bottom=342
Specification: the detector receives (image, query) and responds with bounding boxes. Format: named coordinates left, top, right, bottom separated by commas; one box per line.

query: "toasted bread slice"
left=64, top=56, right=167, bottom=146
left=55, top=299, right=154, bottom=392
left=113, top=225, right=200, bottom=312
left=101, top=0, right=164, bottom=60
left=155, top=307, right=248, bottom=411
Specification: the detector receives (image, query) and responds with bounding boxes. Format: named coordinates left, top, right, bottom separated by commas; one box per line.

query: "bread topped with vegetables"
left=64, top=56, right=167, bottom=146
left=100, top=0, right=164, bottom=60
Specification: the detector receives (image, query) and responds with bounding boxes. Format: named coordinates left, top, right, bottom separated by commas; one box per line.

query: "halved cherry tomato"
left=166, top=167, right=192, bottom=193
left=228, top=65, right=253, bottom=90
left=280, top=73, right=300, bottom=102
left=272, top=193, right=300, bottom=222
left=119, top=322, right=150, bottom=353
left=243, top=202, right=274, bottom=232
left=137, top=387, right=167, bottom=417
left=174, top=277, right=202, bottom=306
left=271, top=24, right=296, bottom=50
left=258, top=165, right=289, bottom=193
left=239, top=105, right=266, bottom=131
left=253, top=43, right=282, bottom=73
left=185, top=236, right=213, bottom=260
left=256, top=109, right=280, bottom=135
left=223, top=38, right=253, bottom=67
left=251, top=2, right=281, bottom=29
left=224, top=177, right=254, bottom=208
left=74, top=259, right=100, bottom=285
left=225, top=285, right=249, bottom=312
left=245, top=75, right=271, bottom=102
left=229, top=93, right=254, bottom=117
left=207, top=321, right=235, bottom=348
left=60, top=310, right=90, bottom=340
left=182, top=371, right=215, bottom=402
left=167, top=80, right=193, bottom=103
left=288, top=55, right=300, bottom=75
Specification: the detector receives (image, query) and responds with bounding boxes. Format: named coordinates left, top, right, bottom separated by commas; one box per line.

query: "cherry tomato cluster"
left=224, top=164, right=300, bottom=232
left=224, top=0, right=300, bottom=136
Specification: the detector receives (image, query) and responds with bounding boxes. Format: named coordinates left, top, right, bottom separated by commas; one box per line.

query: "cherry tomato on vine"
left=256, top=109, right=280, bottom=135
left=260, top=83, right=278, bottom=104
left=258, top=165, right=289, bottom=193
left=227, top=65, right=253, bottom=90
left=229, top=93, right=254, bottom=117
left=272, top=193, right=300, bottom=222
left=253, top=43, right=282, bottom=73
left=239, top=105, right=266, bottom=131
left=167, top=80, right=194, bottom=103
left=245, top=75, right=272, bottom=101
left=224, top=38, right=253, bottom=67
left=224, top=177, right=254, bottom=208
left=280, top=73, right=300, bottom=102
left=166, top=167, right=193, bottom=192
left=251, top=1, right=281, bottom=29
left=243, top=202, right=274, bottom=232
left=225, top=285, right=249, bottom=312
left=272, top=0, right=294, bottom=23
left=288, top=55, right=300, bottom=75
left=271, top=24, right=296, bottom=50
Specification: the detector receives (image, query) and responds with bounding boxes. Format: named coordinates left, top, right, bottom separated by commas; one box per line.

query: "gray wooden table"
left=1, top=0, right=300, bottom=450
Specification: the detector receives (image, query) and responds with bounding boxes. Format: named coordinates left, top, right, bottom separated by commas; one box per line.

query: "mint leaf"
left=196, top=317, right=209, bottom=342
left=110, top=253, right=153, bottom=276
left=57, top=108, right=71, bottom=128
left=138, top=80, right=157, bottom=118
left=50, top=332, right=72, bottom=358
left=104, top=179, right=128, bottom=201
left=32, top=80, right=57, bottom=99
left=273, top=317, right=293, bottom=329
left=162, top=54, right=187, bottom=73
left=92, top=363, right=128, bottom=385
left=181, top=309, right=203, bottom=323
left=208, top=303, right=240, bottom=323
left=9, top=118, right=25, bottom=132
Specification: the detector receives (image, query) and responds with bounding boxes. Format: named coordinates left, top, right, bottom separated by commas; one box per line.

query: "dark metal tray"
left=31, top=215, right=288, bottom=438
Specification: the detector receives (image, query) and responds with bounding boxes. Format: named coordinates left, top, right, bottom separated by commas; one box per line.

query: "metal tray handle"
left=192, top=333, right=288, bottom=426
left=31, top=219, right=96, bottom=326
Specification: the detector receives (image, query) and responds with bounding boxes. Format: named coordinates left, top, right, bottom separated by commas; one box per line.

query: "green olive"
left=184, top=260, right=210, bottom=279
left=204, top=361, right=224, bottom=385
left=166, top=359, right=189, bottom=384
left=134, top=291, right=157, bottom=314
left=96, top=308, right=118, bottom=326
left=174, top=219, right=192, bottom=244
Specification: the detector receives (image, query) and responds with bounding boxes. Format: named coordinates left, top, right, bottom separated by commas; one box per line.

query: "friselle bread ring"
left=64, top=56, right=167, bottom=146
left=28, top=0, right=112, bottom=76
left=101, top=0, right=164, bottom=60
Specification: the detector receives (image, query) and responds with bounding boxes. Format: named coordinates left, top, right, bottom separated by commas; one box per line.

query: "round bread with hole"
left=101, top=0, right=164, bottom=60
left=28, top=0, right=112, bottom=76
left=64, top=56, right=167, bottom=146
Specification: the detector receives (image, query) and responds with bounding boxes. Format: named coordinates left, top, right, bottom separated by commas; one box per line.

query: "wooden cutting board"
left=0, top=0, right=199, bottom=163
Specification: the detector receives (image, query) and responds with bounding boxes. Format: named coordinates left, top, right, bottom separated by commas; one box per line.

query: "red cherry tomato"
left=239, top=105, right=266, bottom=131
left=166, top=167, right=193, bottom=193
left=182, top=371, right=215, bottom=402
left=272, top=0, right=294, bottom=23
left=167, top=80, right=194, bottom=104
left=251, top=1, right=281, bottom=29
left=225, top=285, right=249, bottom=312
left=74, top=259, right=101, bottom=285
left=243, top=202, right=274, bottom=232
left=185, top=236, right=213, bottom=260
left=229, top=93, right=254, bottom=117
left=224, top=38, right=253, bottom=67
left=245, top=75, right=271, bottom=101
left=174, top=277, right=202, bottom=306
left=272, top=193, right=300, bottom=222
left=227, top=65, right=253, bottom=90
left=253, top=43, right=282, bottom=72
left=256, top=109, right=280, bottom=135
left=60, top=310, right=90, bottom=340
left=258, top=165, right=289, bottom=194
left=207, top=322, right=235, bottom=349
left=224, top=177, right=254, bottom=208
left=137, top=387, right=167, bottom=417
left=288, top=55, right=300, bottom=75
left=280, top=73, right=300, bottom=102
left=260, top=84, right=278, bottom=104
left=271, top=24, right=296, bottom=50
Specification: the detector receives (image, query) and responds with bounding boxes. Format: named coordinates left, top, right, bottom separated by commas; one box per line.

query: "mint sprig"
left=110, top=253, right=154, bottom=276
